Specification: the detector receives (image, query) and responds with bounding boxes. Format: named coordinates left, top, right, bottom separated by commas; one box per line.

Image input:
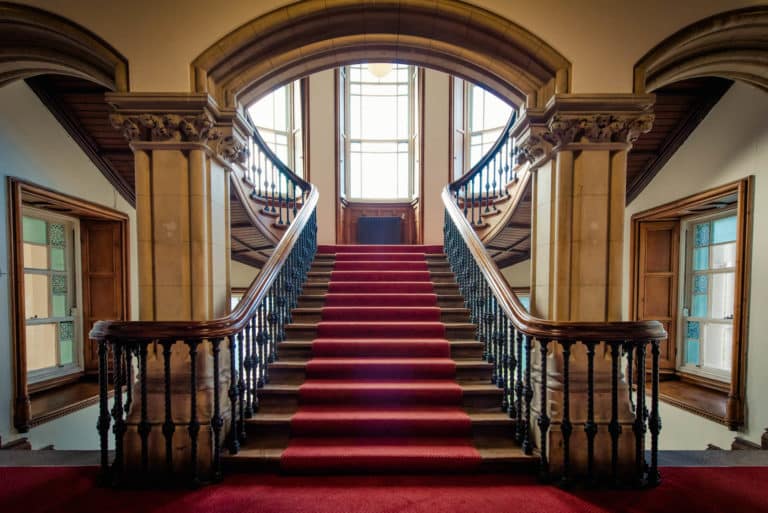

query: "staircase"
left=224, top=244, right=534, bottom=473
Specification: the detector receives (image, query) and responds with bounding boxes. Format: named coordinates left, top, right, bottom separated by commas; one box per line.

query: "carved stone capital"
left=217, top=135, right=249, bottom=165
left=545, top=113, right=655, bottom=145
left=109, top=112, right=222, bottom=143
left=516, top=126, right=553, bottom=166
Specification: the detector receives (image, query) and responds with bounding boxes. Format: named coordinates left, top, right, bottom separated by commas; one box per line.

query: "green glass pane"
left=694, top=222, right=710, bottom=248
left=52, top=274, right=67, bottom=295
left=519, top=296, right=530, bottom=312
left=712, top=216, right=737, bottom=244
left=52, top=295, right=67, bottom=318
left=59, top=338, right=73, bottom=365
left=693, top=247, right=709, bottom=270
left=687, top=321, right=700, bottom=339
left=693, top=275, right=708, bottom=294
left=59, top=321, right=73, bottom=341
left=48, top=223, right=65, bottom=248
left=692, top=294, right=707, bottom=318
left=685, top=339, right=700, bottom=365
left=50, top=248, right=65, bottom=271
left=22, top=217, right=47, bottom=244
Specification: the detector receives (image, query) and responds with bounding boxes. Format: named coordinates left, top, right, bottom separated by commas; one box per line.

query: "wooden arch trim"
left=634, top=6, right=768, bottom=94
left=0, top=2, right=129, bottom=91
left=191, top=0, right=570, bottom=109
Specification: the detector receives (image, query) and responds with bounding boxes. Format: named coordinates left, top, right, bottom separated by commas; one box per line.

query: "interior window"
left=22, top=209, right=81, bottom=383
left=680, top=212, right=737, bottom=381
left=466, top=83, right=513, bottom=168
left=248, top=79, right=304, bottom=176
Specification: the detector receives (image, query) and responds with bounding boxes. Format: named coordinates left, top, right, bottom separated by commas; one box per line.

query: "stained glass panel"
left=52, top=273, right=67, bottom=295
left=694, top=222, right=710, bottom=248
left=22, top=217, right=47, bottom=244
left=692, top=294, right=707, bottom=318
left=50, top=248, right=65, bottom=271
left=686, top=321, right=700, bottom=339
left=693, top=247, right=708, bottom=270
left=693, top=275, right=708, bottom=294
left=48, top=223, right=65, bottom=248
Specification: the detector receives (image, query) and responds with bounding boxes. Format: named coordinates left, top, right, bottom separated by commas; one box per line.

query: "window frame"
left=629, top=177, right=753, bottom=429
left=342, top=63, right=419, bottom=202
left=22, top=206, right=84, bottom=385
left=9, top=178, right=130, bottom=431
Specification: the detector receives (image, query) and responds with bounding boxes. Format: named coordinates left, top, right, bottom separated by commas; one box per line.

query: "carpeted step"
left=318, top=244, right=443, bottom=254
left=316, top=321, right=446, bottom=338
left=311, top=338, right=451, bottom=358
left=333, top=252, right=440, bottom=261
left=298, top=380, right=463, bottom=405
left=289, top=406, right=472, bottom=437
left=333, top=260, right=429, bottom=270
left=280, top=437, right=480, bottom=473
left=327, top=281, right=435, bottom=293
left=305, top=358, right=456, bottom=380
left=319, top=307, right=441, bottom=322
left=323, top=293, right=439, bottom=307
left=330, top=270, right=432, bottom=282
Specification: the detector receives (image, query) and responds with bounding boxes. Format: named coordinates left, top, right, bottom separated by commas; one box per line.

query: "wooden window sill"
left=657, top=378, right=730, bottom=426
left=29, top=379, right=105, bottom=428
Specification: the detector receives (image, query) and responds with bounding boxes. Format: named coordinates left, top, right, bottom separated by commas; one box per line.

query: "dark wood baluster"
left=243, top=325, right=253, bottom=419
left=249, top=317, right=259, bottom=413
left=624, top=342, right=635, bottom=412
left=124, top=347, right=133, bottom=416
left=160, top=340, right=175, bottom=475
left=514, top=329, right=524, bottom=435
left=484, top=165, right=491, bottom=213
left=471, top=179, right=476, bottom=225
left=138, top=343, right=151, bottom=474
left=501, top=314, right=510, bottom=412
left=585, top=340, right=598, bottom=484
left=187, top=339, right=201, bottom=486
left=609, top=341, right=623, bottom=484
left=649, top=339, right=661, bottom=486
left=522, top=334, right=534, bottom=455
left=111, top=343, right=125, bottom=475
left=237, top=331, right=247, bottom=443
left=210, top=338, right=223, bottom=482
left=270, top=163, right=277, bottom=213
left=634, top=342, right=647, bottom=486
left=228, top=334, right=239, bottom=454
left=560, top=340, right=573, bottom=485
left=537, top=339, right=551, bottom=480
left=463, top=184, right=468, bottom=219
left=97, top=339, right=111, bottom=482
left=277, top=173, right=285, bottom=225
left=258, top=300, right=268, bottom=386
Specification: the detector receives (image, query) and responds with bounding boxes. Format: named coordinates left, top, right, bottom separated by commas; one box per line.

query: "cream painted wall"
left=15, top=0, right=761, bottom=94
left=231, top=259, right=259, bottom=289
left=308, top=70, right=337, bottom=245
left=0, top=81, right=138, bottom=448
left=624, top=82, right=768, bottom=449
left=422, top=70, right=451, bottom=244
left=502, top=260, right=531, bottom=288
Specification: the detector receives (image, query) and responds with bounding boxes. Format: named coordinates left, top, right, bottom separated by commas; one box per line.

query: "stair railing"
left=448, top=111, right=518, bottom=227
left=245, top=125, right=312, bottom=228
left=442, top=187, right=666, bottom=487
left=91, top=182, right=318, bottom=486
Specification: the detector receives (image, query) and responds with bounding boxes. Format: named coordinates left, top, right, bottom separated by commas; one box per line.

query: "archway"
left=0, top=2, right=128, bottom=91
left=634, top=6, right=768, bottom=94
left=191, top=0, right=570, bottom=110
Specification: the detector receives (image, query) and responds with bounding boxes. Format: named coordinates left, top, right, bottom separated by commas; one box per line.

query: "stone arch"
left=0, top=2, right=128, bottom=91
left=634, top=6, right=768, bottom=94
left=191, top=0, right=570, bottom=110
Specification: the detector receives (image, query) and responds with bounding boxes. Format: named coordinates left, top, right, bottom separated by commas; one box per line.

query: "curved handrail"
left=90, top=185, right=318, bottom=341
left=250, top=124, right=311, bottom=192
left=450, top=110, right=518, bottom=190
left=442, top=186, right=666, bottom=341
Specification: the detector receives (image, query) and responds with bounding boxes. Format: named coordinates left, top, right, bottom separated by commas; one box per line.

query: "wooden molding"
left=630, top=177, right=754, bottom=429
left=0, top=2, right=128, bottom=91
left=634, top=7, right=768, bottom=94
left=191, top=0, right=570, bottom=110
left=7, top=177, right=130, bottom=432
left=731, top=436, right=762, bottom=450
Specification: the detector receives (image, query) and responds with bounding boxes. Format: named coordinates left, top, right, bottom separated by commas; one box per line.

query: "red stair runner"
left=281, top=244, right=481, bottom=473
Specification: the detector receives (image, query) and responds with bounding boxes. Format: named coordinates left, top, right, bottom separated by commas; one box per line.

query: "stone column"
left=108, top=94, right=250, bottom=479
left=516, top=94, right=654, bottom=478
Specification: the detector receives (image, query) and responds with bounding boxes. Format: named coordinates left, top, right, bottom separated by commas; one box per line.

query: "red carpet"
left=282, top=244, right=481, bottom=473
left=2, top=466, right=767, bottom=513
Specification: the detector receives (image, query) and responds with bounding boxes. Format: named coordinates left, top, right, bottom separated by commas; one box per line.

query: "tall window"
left=343, top=63, right=419, bottom=200
left=22, top=209, right=81, bottom=383
left=681, top=211, right=737, bottom=381
left=248, top=80, right=305, bottom=176
left=451, top=78, right=514, bottom=179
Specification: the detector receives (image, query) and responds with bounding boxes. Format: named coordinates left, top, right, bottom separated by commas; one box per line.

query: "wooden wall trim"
left=418, top=67, right=425, bottom=245
left=7, top=177, right=130, bottom=432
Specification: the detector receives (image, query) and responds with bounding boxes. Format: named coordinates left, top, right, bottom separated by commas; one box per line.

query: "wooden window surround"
left=8, top=178, right=130, bottom=431
left=630, top=177, right=753, bottom=429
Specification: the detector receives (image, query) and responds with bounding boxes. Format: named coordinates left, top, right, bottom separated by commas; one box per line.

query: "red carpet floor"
left=2, top=466, right=767, bottom=513
left=281, top=244, right=482, bottom=473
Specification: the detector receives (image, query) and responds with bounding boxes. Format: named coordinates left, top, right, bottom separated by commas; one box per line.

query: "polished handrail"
left=441, top=186, right=666, bottom=341
left=90, top=185, right=318, bottom=341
